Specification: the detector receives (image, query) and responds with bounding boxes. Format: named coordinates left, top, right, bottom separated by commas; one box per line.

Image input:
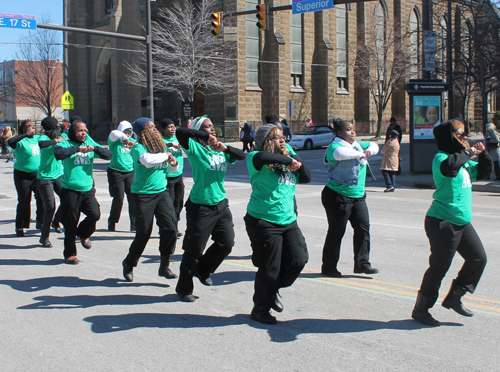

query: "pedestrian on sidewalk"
left=54, top=120, right=112, bottom=264
left=240, top=123, right=253, bottom=153
left=411, top=119, right=491, bottom=327
left=380, top=130, right=400, bottom=192
left=8, top=120, right=43, bottom=237
left=37, top=117, right=66, bottom=247
left=175, top=116, right=245, bottom=302
left=485, top=123, right=500, bottom=180
left=107, top=120, right=137, bottom=232
left=244, top=124, right=310, bottom=325
left=320, top=118, right=379, bottom=278
left=161, top=118, right=185, bottom=237
left=122, top=118, right=179, bottom=282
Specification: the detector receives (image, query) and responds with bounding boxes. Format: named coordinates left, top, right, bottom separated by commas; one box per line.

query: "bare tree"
left=15, top=22, right=63, bottom=117
left=451, top=0, right=500, bottom=132
left=126, top=0, right=237, bottom=105
left=353, top=25, right=415, bottom=138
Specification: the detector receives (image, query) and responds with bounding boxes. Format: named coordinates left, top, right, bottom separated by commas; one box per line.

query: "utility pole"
left=145, top=0, right=154, bottom=120
left=447, top=0, right=453, bottom=119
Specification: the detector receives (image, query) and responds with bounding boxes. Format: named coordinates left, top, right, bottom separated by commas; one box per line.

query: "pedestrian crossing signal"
left=256, top=4, right=266, bottom=31
left=211, top=12, right=222, bottom=37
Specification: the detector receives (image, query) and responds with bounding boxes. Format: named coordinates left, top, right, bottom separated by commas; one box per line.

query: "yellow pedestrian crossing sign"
left=61, top=91, right=74, bottom=110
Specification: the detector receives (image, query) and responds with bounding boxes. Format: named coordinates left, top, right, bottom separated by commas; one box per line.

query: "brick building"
left=66, top=0, right=498, bottom=139
left=0, top=60, right=63, bottom=126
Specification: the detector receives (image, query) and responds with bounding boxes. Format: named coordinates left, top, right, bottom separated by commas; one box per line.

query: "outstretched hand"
left=287, top=159, right=302, bottom=172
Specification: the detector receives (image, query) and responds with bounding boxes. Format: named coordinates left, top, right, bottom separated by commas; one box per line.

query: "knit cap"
left=255, top=124, right=277, bottom=151
left=41, top=116, right=58, bottom=131
left=160, top=118, right=174, bottom=130
left=191, top=115, right=209, bottom=131
left=132, top=117, right=153, bottom=138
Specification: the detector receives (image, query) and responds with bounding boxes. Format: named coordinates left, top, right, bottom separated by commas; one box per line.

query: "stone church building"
left=66, top=0, right=495, bottom=138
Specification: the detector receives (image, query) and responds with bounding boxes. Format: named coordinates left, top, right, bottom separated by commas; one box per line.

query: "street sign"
left=0, top=13, right=36, bottom=30
left=61, top=91, right=74, bottom=110
left=292, top=0, right=333, bottom=14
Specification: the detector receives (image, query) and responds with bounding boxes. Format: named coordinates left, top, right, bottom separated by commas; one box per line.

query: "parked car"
left=288, top=125, right=335, bottom=150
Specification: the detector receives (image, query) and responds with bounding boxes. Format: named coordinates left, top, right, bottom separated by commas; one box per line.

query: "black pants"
left=124, top=190, right=178, bottom=267
left=60, top=187, right=100, bottom=258
left=244, top=214, right=308, bottom=309
left=166, top=174, right=185, bottom=225
left=176, top=198, right=234, bottom=295
left=321, top=186, right=371, bottom=272
left=37, top=177, right=63, bottom=239
left=419, top=216, right=487, bottom=298
left=107, top=168, right=136, bottom=226
left=242, top=140, right=252, bottom=153
left=13, top=169, right=44, bottom=230
left=381, top=170, right=396, bottom=189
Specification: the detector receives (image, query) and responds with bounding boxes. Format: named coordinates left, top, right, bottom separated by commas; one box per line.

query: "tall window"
left=439, top=16, right=447, bottom=77
left=336, top=4, right=348, bottom=90
left=409, top=9, right=420, bottom=77
left=290, top=13, right=303, bottom=88
left=246, top=0, right=260, bottom=86
left=375, top=1, right=386, bottom=81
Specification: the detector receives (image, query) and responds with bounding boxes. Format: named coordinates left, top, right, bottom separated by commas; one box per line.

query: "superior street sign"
left=293, top=0, right=334, bottom=14
left=0, top=13, right=36, bottom=30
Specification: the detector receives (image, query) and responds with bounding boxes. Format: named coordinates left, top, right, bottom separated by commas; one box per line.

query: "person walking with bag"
left=244, top=124, right=310, bottom=325
left=321, top=118, right=379, bottom=278
left=411, top=120, right=491, bottom=326
left=175, top=116, right=245, bottom=302
left=380, top=130, right=400, bottom=192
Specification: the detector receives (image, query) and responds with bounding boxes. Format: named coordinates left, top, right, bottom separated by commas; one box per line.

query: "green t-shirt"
left=108, top=136, right=136, bottom=172
left=325, top=141, right=371, bottom=198
left=183, top=138, right=235, bottom=205
left=427, top=151, right=477, bottom=225
left=58, top=136, right=101, bottom=192
left=163, top=136, right=184, bottom=178
left=246, top=151, right=299, bottom=226
left=286, top=143, right=297, bottom=156
left=131, top=144, right=169, bottom=194
left=37, top=135, right=64, bottom=180
left=13, top=135, right=41, bottom=173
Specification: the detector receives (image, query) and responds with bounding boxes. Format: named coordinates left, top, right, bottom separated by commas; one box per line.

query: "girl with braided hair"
left=122, top=118, right=179, bottom=282
left=244, top=124, right=311, bottom=325
left=174, top=116, right=245, bottom=302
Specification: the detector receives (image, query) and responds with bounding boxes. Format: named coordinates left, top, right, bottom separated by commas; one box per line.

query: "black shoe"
left=80, top=237, right=92, bottom=249
left=251, top=306, right=277, bottom=325
left=194, top=270, right=212, bottom=286
left=354, top=265, right=379, bottom=274
left=272, top=293, right=284, bottom=313
left=15, top=228, right=24, bottom=237
left=65, top=256, right=80, bottom=265
left=177, top=293, right=196, bottom=302
left=159, top=266, right=178, bottom=279
left=176, top=232, right=183, bottom=238
left=52, top=222, right=63, bottom=233
left=39, top=238, right=53, bottom=248
left=108, top=222, right=115, bottom=232
left=411, top=308, right=440, bottom=327
left=322, top=269, right=342, bottom=278
left=441, top=280, right=474, bottom=317
left=122, top=260, right=133, bottom=282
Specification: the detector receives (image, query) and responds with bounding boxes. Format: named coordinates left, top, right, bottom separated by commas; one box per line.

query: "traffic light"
left=256, top=4, right=266, bottom=31
left=211, top=12, right=222, bottom=38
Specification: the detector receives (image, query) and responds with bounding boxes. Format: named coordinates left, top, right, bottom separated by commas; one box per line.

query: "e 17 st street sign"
left=0, top=13, right=36, bottom=30
left=293, top=0, right=334, bottom=14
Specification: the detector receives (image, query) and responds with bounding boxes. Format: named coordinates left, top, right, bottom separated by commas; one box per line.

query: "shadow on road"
left=82, top=312, right=463, bottom=342
left=0, top=276, right=170, bottom=292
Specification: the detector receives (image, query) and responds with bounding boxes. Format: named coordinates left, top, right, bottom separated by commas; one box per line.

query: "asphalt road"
left=0, top=143, right=499, bottom=371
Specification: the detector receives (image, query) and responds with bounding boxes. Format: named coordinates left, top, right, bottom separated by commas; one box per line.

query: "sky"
left=0, top=1, right=63, bottom=61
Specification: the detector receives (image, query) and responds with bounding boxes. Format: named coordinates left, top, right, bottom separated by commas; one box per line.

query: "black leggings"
left=13, top=169, right=44, bottom=230
left=107, top=168, right=136, bottom=225
left=37, top=177, right=63, bottom=238
left=418, top=216, right=487, bottom=298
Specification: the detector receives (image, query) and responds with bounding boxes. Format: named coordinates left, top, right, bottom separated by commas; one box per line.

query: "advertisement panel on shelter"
left=413, top=96, right=441, bottom=139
